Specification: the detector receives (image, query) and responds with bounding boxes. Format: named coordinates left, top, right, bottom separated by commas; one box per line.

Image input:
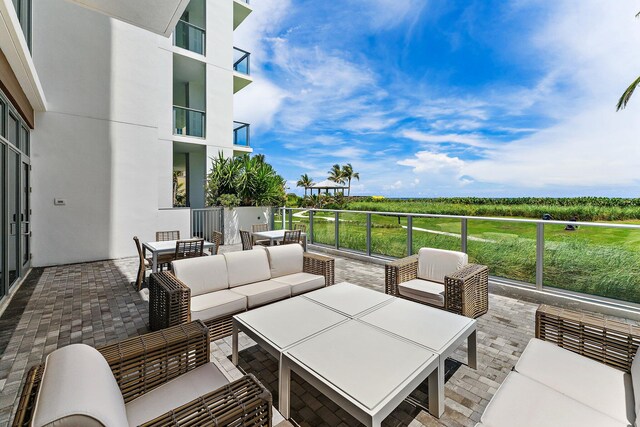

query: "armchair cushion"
left=190, top=290, right=247, bottom=322
left=230, top=280, right=291, bottom=308
left=171, top=255, right=228, bottom=296
left=515, top=338, right=635, bottom=425
left=265, top=244, right=304, bottom=278
left=32, top=344, right=128, bottom=427
left=125, top=362, right=229, bottom=427
left=224, top=249, right=271, bottom=288
left=272, top=272, right=325, bottom=295
left=417, top=248, right=467, bottom=283
left=397, top=278, right=445, bottom=307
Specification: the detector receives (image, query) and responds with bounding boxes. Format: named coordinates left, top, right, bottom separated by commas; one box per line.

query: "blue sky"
left=234, top=0, right=640, bottom=197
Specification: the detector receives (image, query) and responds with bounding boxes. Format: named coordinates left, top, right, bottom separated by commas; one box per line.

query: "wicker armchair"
left=385, top=248, right=489, bottom=318
left=149, top=252, right=335, bottom=340
left=12, top=321, right=272, bottom=427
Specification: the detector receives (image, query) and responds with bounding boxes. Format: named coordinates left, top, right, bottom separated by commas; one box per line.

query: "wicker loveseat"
left=150, top=244, right=335, bottom=340
left=12, top=321, right=271, bottom=427
left=385, top=247, right=489, bottom=318
left=477, top=305, right=640, bottom=427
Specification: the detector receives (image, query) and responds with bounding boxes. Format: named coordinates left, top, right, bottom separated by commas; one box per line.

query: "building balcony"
left=233, top=47, right=253, bottom=93
left=233, top=121, right=250, bottom=147
left=174, top=19, right=205, bottom=55
left=173, top=105, right=205, bottom=138
left=233, top=0, right=252, bottom=30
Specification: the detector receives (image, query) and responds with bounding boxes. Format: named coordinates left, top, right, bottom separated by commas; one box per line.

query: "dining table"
left=142, top=239, right=216, bottom=272
left=251, top=229, right=307, bottom=250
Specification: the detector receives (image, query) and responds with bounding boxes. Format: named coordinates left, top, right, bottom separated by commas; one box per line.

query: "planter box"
left=224, top=206, right=273, bottom=245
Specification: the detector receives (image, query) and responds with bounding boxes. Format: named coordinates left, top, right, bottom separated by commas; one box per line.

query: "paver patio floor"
left=0, top=246, right=540, bottom=426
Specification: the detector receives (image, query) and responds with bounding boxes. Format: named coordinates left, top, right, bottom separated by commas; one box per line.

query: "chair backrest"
left=282, top=230, right=302, bottom=245
left=240, top=230, right=253, bottom=250
left=174, top=239, right=205, bottom=259
left=252, top=223, right=269, bottom=233
left=132, top=236, right=145, bottom=290
left=156, top=230, right=180, bottom=241
left=417, top=247, right=468, bottom=283
left=209, top=230, right=223, bottom=255
left=294, top=223, right=307, bottom=233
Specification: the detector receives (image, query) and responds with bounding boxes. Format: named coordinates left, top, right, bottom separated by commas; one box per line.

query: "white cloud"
left=400, top=130, right=495, bottom=149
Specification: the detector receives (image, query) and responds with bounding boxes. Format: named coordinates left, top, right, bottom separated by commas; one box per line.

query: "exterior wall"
left=224, top=206, right=271, bottom=245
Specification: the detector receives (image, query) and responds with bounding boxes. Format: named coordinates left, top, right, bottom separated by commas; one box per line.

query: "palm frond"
left=616, top=75, right=640, bottom=111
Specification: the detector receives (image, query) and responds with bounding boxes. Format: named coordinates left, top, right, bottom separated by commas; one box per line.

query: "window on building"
left=11, top=0, right=32, bottom=51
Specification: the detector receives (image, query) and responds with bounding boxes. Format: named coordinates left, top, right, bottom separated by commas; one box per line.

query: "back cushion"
left=417, top=248, right=468, bottom=283
left=224, top=249, right=271, bottom=287
left=265, top=244, right=304, bottom=278
left=630, top=347, right=640, bottom=422
left=33, top=344, right=128, bottom=427
left=172, top=255, right=229, bottom=296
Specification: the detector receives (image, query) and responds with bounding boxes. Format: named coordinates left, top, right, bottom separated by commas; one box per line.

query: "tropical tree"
left=327, top=164, right=345, bottom=184
left=341, top=163, right=360, bottom=197
left=296, top=173, right=314, bottom=197
left=617, top=11, right=640, bottom=111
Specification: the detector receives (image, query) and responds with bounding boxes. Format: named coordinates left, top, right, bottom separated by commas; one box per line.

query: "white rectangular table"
left=251, top=229, right=307, bottom=249
left=280, top=321, right=440, bottom=426
left=358, top=298, right=477, bottom=416
left=301, top=281, right=393, bottom=317
left=142, top=239, right=216, bottom=272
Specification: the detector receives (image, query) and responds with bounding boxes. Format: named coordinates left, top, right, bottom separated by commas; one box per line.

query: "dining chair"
left=132, top=236, right=151, bottom=290
left=156, top=230, right=180, bottom=241
left=251, top=223, right=271, bottom=246
left=174, top=239, right=205, bottom=260
left=210, top=230, right=223, bottom=255
left=281, top=230, right=302, bottom=245
left=240, top=230, right=254, bottom=251
left=294, top=223, right=307, bottom=233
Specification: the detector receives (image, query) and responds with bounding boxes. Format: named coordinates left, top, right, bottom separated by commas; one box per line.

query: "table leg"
left=428, top=358, right=444, bottom=418
left=232, top=323, right=239, bottom=366
left=278, top=356, right=291, bottom=419
left=152, top=252, right=158, bottom=273
left=468, top=330, right=477, bottom=369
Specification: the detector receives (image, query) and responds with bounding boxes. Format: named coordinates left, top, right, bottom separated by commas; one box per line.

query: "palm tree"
left=296, top=173, right=314, bottom=197
left=327, top=164, right=345, bottom=184
left=617, top=11, right=640, bottom=111
left=341, top=163, right=360, bottom=197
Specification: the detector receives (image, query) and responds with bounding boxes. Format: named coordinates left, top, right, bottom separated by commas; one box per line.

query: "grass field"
left=274, top=202, right=640, bottom=304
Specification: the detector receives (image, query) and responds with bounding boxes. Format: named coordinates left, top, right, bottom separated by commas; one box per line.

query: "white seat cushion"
left=125, top=363, right=228, bottom=426
left=190, top=290, right=247, bottom=322
left=398, top=278, right=445, bottom=307
left=172, top=255, right=228, bottom=296
left=417, top=248, right=467, bottom=283
left=481, top=372, right=624, bottom=427
left=515, top=338, right=635, bottom=425
left=272, top=272, right=325, bottom=296
left=33, top=344, right=128, bottom=427
left=224, top=249, right=271, bottom=288
left=265, top=244, right=304, bottom=278
left=229, top=280, right=291, bottom=308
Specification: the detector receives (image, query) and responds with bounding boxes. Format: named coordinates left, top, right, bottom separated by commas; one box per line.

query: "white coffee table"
left=358, top=298, right=477, bottom=416
left=301, top=282, right=393, bottom=317
left=280, top=321, right=440, bottom=426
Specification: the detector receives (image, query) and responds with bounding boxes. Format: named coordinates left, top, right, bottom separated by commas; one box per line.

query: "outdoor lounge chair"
left=12, top=321, right=272, bottom=427
left=385, top=247, right=489, bottom=318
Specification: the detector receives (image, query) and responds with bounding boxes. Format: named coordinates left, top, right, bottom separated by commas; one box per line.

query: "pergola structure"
left=309, top=179, right=347, bottom=195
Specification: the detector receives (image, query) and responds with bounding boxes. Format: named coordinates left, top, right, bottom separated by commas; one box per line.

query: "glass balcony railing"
left=174, top=20, right=205, bottom=55
left=233, top=121, right=250, bottom=146
left=173, top=106, right=205, bottom=138
left=233, top=47, right=250, bottom=75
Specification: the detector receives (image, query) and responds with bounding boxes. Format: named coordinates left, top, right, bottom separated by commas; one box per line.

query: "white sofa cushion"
left=33, top=344, right=129, bottom=427
left=417, top=248, right=467, bottom=283
left=272, top=272, right=325, bottom=296
left=230, top=280, right=291, bottom=308
left=481, top=371, right=624, bottom=427
left=190, top=290, right=247, bottom=322
left=515, top=338, right=635, bottom=425
left=172, top=255, right=228, bottom=296
left=224, top=249, right=271, bottom=288
left=265, top=244, right=304, bottom=278
left=398, top=278, right=445, bottom=307
left=125, top=363, right=228, bottom=427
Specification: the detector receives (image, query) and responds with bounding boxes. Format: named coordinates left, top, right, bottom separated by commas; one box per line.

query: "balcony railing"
left=173, top=106, right=205, bottom=138
left=233, top=47, right=250, bottom=75
left=174, top=20, right=205, bottom=55
left=233, top=121, right=250, bottom=147
left=275, top=207, right=640, bottom=308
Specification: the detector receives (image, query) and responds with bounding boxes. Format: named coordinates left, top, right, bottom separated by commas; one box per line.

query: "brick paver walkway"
left=0, top=248, right=538, bottom=426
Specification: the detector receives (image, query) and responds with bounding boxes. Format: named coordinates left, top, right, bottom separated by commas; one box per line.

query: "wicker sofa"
left=477, top=305, right=640, bottom=427
left=149, top=244, right=335, bottom=340
left=12, top=321, right=271, bottom=427
left=385, top=247, right=489, bottom=318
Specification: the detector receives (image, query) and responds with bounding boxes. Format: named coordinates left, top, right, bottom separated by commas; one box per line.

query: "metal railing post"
left=334, top=212, right=339, bottom=249
left=407, top=215, right=413, bottom=256
left=220, top=208, right=225, bottom=245
left=461, top=218, right=468, bottom=253
left=309, top=210, right=314, bottom=244
left=536, top=223, right=544, bottom=290
left=366, top=213, right=372, bottom=256
left=287, top=209, right=293, bottom=230
left=268, top=207, right=274, bottom=230
left=281, top=207, right=285, bottom=229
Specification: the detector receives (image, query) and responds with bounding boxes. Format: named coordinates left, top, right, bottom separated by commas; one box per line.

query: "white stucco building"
left=0, top=0, right=253, bottom=304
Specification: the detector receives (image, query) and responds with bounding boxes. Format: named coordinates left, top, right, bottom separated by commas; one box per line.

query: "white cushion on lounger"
left=190, top=290, right=247, bottom=321
left=397, top=278, right=444, bottom=307
left=265, top=244, right=303, bottom=278
left=230, top=280, right=291, bottom=308
left=417, top=248, right=467, bottom=283
left=172, top=255, right=228, bottom=296
left=224, top=249, right=271, bottom=288
left=272, top=272, right=325, bottom=295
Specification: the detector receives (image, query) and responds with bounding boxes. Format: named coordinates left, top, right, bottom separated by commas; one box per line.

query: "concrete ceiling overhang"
left=66, top=0, right=191, bottom=37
